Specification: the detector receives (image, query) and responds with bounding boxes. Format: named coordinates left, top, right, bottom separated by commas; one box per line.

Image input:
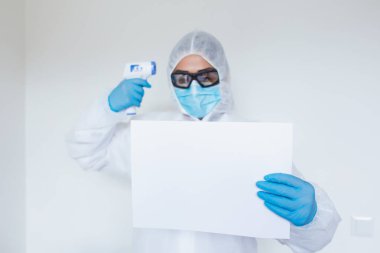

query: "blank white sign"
left=130, top=121, right=292, bottom=239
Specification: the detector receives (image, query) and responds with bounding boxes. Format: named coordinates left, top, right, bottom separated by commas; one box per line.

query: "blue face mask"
left=174, top=81, right=222, bottom=119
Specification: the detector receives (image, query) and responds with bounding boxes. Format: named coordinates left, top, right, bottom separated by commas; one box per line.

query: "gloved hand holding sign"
left=256, top=173, right=317, bottom=226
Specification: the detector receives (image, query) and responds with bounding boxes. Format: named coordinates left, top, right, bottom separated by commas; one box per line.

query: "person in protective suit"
left=66, top=30, right=341, bottom=253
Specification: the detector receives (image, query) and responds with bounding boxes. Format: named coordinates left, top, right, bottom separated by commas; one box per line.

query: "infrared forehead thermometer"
left=123, top=61, right=156, bottom=115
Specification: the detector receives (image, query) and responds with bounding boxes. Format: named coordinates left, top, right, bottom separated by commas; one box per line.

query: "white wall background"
left=22, top=0, right=380, bottom=252
left=0, top=0, right=25, bottom=252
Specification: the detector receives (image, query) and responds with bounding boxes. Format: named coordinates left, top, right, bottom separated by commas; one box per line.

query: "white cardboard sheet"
left=130, top=121, right=292, bottom=239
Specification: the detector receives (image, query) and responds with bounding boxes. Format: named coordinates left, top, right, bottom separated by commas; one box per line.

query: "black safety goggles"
left=171, top=68, right=220, bottom=89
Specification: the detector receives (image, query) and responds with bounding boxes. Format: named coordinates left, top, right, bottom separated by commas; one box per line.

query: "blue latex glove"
left=108, top=78, right=152, bottom=112
left=256, top=173, right=317, bottom=226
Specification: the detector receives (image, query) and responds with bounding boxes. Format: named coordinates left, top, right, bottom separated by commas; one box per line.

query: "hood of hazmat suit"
left=167, top=30, right=234, bottom=121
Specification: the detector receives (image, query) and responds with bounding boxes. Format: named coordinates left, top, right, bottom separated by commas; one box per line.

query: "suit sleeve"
left=65, top=92, right=132, bottom=176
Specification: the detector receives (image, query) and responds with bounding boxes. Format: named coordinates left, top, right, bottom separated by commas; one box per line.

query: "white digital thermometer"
left=123, top=61, right=156, bottom=115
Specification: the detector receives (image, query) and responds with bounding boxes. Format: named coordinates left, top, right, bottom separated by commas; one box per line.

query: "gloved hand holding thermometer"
left=108, top=61, right=156, bottom=115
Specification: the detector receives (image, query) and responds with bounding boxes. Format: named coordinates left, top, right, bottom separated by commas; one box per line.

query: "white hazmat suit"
left=66, top=31, right=341, bottom=253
